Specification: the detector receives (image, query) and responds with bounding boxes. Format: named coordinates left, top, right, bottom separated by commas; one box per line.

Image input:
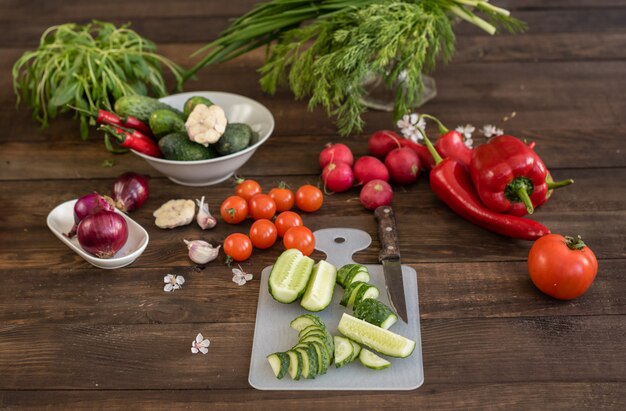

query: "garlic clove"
left=196, top=196, right=217, bottom=230
left=184, top=239, right=220, bottom=264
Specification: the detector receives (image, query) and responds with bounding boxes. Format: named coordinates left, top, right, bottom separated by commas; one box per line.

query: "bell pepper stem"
left=547, top=178, right=574, bottom=190
left=516, top=185, right=534, bottom=215
left=417, top=128, right=443, bottom=164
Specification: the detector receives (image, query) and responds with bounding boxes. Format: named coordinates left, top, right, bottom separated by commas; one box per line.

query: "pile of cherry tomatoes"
left=220, top=179, right=324, bottom=262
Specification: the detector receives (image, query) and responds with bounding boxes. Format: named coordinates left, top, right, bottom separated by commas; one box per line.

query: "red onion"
left=77, top=211, right=129, bottom=259
left=112, top=172, right=150, bottom=212
left=65, top=192, right=115, bottom=238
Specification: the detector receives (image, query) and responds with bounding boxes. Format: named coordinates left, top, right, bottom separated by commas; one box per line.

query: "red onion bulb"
left=112, top=172, right=150, bottom=212
left=65, top=192, right=115, bottom=238
left=77, top=211, right=129, bottom=259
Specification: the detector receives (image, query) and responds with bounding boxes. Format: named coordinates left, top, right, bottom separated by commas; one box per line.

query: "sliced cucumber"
left=353, top=283, right=379, bottom=307
left=333, top=335, right=355, bottom=368
left=300, top=260, right=337, bottom=312
left=340, top=281, right=367, bottom=308
left=359, top=348, right=391, bottom=370
left=307, top=341, right=329, bottom=374
left=290, top=314, right=324, bottom=332
left=268, top=249, right=314, bottom=303
left=349, top=339, right=362, bottom=362
left=267, top=352, right=290, bottom=379
left=337, top=313, right=416, bottom=358
left=353, top=298, right=398, bottom=330
left=286, top=350, right=303, bottom=380
left=337, top=264, right=370, bottom=288
left=294, top=346, right=315, bottom=379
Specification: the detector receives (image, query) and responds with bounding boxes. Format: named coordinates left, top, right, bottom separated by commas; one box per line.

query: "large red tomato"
left=528, top=234, right=598, bottom=300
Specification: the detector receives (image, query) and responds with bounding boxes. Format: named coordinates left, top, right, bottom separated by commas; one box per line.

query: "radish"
left=385, top=147, right=420, bottom=185
left=360, top=180, right=393, bottom=210
left=353, top=156, right=389, bottom=185
left=368, top=130, right=402, bottom=159
left=319, top=143, right=354, bottom=168
left=322, top=162, right=354, bottom=193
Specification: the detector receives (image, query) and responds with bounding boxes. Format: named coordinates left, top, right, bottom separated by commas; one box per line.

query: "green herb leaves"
left=12, top=20, right=184, bottom=139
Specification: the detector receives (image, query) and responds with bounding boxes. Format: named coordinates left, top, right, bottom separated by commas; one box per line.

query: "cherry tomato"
left=223, top=233, right=253, bottom=262
left=283, top=226, right=315, bottom=256
left=220, top=196, right=248, bottom=224
left=528, top=234, right=598, bottom=300
left=275, top=211, right=303, bottom=238
left=248, top=194, right=276, bottom=220
left=249, top=219, right=278, bottom=249
left=269, top=183, right=295, bottom=212
left=235, top=179, right=262, bottom=201
left=295, top=185, right=323, bottom=213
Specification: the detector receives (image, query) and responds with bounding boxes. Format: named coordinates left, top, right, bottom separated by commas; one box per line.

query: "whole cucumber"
left=149, top=109, right=186, bottom=138
left=114, top=95, right=183, bottom=123
left=215, top=123, right=253, bottom=156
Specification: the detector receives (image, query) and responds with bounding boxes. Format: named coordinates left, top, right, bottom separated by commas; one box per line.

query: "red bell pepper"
left=421, top=133, right=550, bottom=241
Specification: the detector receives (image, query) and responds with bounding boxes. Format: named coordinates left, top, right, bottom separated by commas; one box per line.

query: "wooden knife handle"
left=374, top=205, right=401, bottom=261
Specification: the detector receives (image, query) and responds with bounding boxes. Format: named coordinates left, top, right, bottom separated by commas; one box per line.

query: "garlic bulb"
left=196, top=196, right=217, bottom=230
left=184, top=239, right=220, bottom=264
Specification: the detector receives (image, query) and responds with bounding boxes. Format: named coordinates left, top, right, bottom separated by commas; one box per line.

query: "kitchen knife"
left=374, top=205, right=408, bottom=323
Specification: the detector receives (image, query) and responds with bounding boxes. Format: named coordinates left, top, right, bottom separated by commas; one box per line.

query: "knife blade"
left=374, top=206, right=408, bottom=323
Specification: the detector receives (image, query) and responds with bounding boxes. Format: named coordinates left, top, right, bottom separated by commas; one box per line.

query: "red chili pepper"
left=435, top=130, right=472, bottom=166
left=421, top=133, right=550, bottom=241
left=470, top=135, right=572, bottom=216
left=71, top=106, right=154, bottom=138
left=99, top=125, right=162, bottom=158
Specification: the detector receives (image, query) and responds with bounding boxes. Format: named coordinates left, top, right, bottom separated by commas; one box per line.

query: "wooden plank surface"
left=1, top=0, right=625, bottom=409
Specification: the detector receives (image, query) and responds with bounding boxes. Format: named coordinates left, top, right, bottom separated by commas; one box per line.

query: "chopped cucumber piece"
left=294, top=346, right=316, bottom=379
left=267, top=352, right=290, bottom=379
left=268, top=249, right=314, bottom=303
left=286, top=350, right=303, bottom=380
left=338, top=313, right=416, bottom=358
left=359, top=348, right=391, bottom=370
left=301, top=260, right=337, bottom=312
left=307, top=341, right=329, bottom=374
left=290, top=314, right=324, bottom=332
left=349, top=339, right=362, bottom=362
left=337, top=264, right=370, bottom=288
left=353, top=283, right=379, bottom=307
left=333, top=335, right=355, bottom=368
left=354, top=298, right=398, bottom=330
left=340, top=281, right=367, bottom=308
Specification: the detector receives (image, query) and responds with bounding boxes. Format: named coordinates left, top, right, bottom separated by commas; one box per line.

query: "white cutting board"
left=248, top=228, right=424, bottom=390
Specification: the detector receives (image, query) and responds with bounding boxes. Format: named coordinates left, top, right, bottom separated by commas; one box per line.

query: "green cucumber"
left=353, top=298, right=398, bottom=330
left=306, top=341, right=329, bottom=374
left=267, top=352, right=290, bottom=379
left=294, top=346, right=316, bottom=379
left=349, top=339, right=362, bottom=362
left=149, top=109, right=185, bottom=138
left=333, top=335, right=355, bottom=368
left=340, top=281, right=367, bottom=308
left=183, top=96, right=214, bottom=118
left=337, top=313, right=416, bottom=358
left=114, top=95, right=183, bottom=123
left=300, top=260, right=337, bottom=312
left=268, top=249, right=314, bottom=304
left=359, top=348, right=391, bottom=370
left=286, top=350, right=303, bottom=380
left=290, top=314, right=324, bottom=332
left=214, top=123, right=253, bottom=156
left=353, top=283, right=379, bottom=307
left=337, top=264, right=366, bottom=287
left=158, top=132, right=218, bottom=161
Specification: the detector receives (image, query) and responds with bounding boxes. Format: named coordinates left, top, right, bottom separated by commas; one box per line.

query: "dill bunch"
left=12, top=20, right=184, bottom=139
left=188, top=0, right=526, bottom=135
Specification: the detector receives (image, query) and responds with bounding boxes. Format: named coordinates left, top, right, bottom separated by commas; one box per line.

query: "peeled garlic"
left=184, top=239, right=220, bottom=264
left=196, top=196, right=217, bottom=230
left=185, top=103, right=227, bottom=146
left=153, top=199, right=195, bottom=229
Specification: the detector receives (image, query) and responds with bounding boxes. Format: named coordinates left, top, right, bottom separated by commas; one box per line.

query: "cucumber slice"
left=333, top=335, right=355, bottom=368
left=340, top=281, right=367, bottom=308
left=337, top=313, right=416, bottom=358
left=294, top=346, right=316, bottom=379
left=290, top=314, right=324, bottom=332
left=337, top=264, right=360, bottom=287
left=353, top=283, right=380, bottom=307
left=307, top=341, right=329, bottom=374
left=301, top=260, right=337, bottom=312
left=337, top=264, right=370, bottom=288
left=268, top=249, right=314, bottom=303
left=267, top=352, right=290, bottom=379
left=346, top=270, right=370, bottom=288
left=359, top=348, right=391, bottom=370
left=349, top=339, right=362, bottom=362
left=286, top=350, right=303, bottom=380
left=354, top=298, right=398, bottom=330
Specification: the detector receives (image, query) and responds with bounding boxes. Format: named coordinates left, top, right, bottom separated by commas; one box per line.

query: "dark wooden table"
left=1, top=1, right=625, bottom=409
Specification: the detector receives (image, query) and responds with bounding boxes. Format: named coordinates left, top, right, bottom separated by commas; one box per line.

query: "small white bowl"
left=46, top=199, right=149, bottom=269
left=131, top=91, right=275, bottom=186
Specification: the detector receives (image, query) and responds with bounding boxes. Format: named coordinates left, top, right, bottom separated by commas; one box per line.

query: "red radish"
left=368, top=130, right=402, bottom=159
left=385, top=147, right=420, bottom=185
left=353, top=156, right=389, bottom=185
left=322, top=162, right=354, bottom=193
left=399, top=139, right=435, bottom=170
left=319, top=143, right=354, bottom=168
left=360, top=179, right=393, bottom=210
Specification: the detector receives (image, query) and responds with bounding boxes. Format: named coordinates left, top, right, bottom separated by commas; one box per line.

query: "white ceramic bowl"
left=131, top=91, right=275, bottom=186
left=47, top=199, right=149, bottom=269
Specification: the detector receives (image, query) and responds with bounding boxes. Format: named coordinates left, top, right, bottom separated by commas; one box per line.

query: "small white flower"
left=191, top=333, right=210, bottom=354
left=396, top=114, right=413, bottom=131
left=164, top=274, right=185, bottom=292
left=397, top=112, right=426, bottom=142
left=481, top=124, right=504, bottom=138
left=464, top=137, right=474, bottom=148
left=232, top=265, right=253, bottom=286
left=455, top=124, right=475, bottom=140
